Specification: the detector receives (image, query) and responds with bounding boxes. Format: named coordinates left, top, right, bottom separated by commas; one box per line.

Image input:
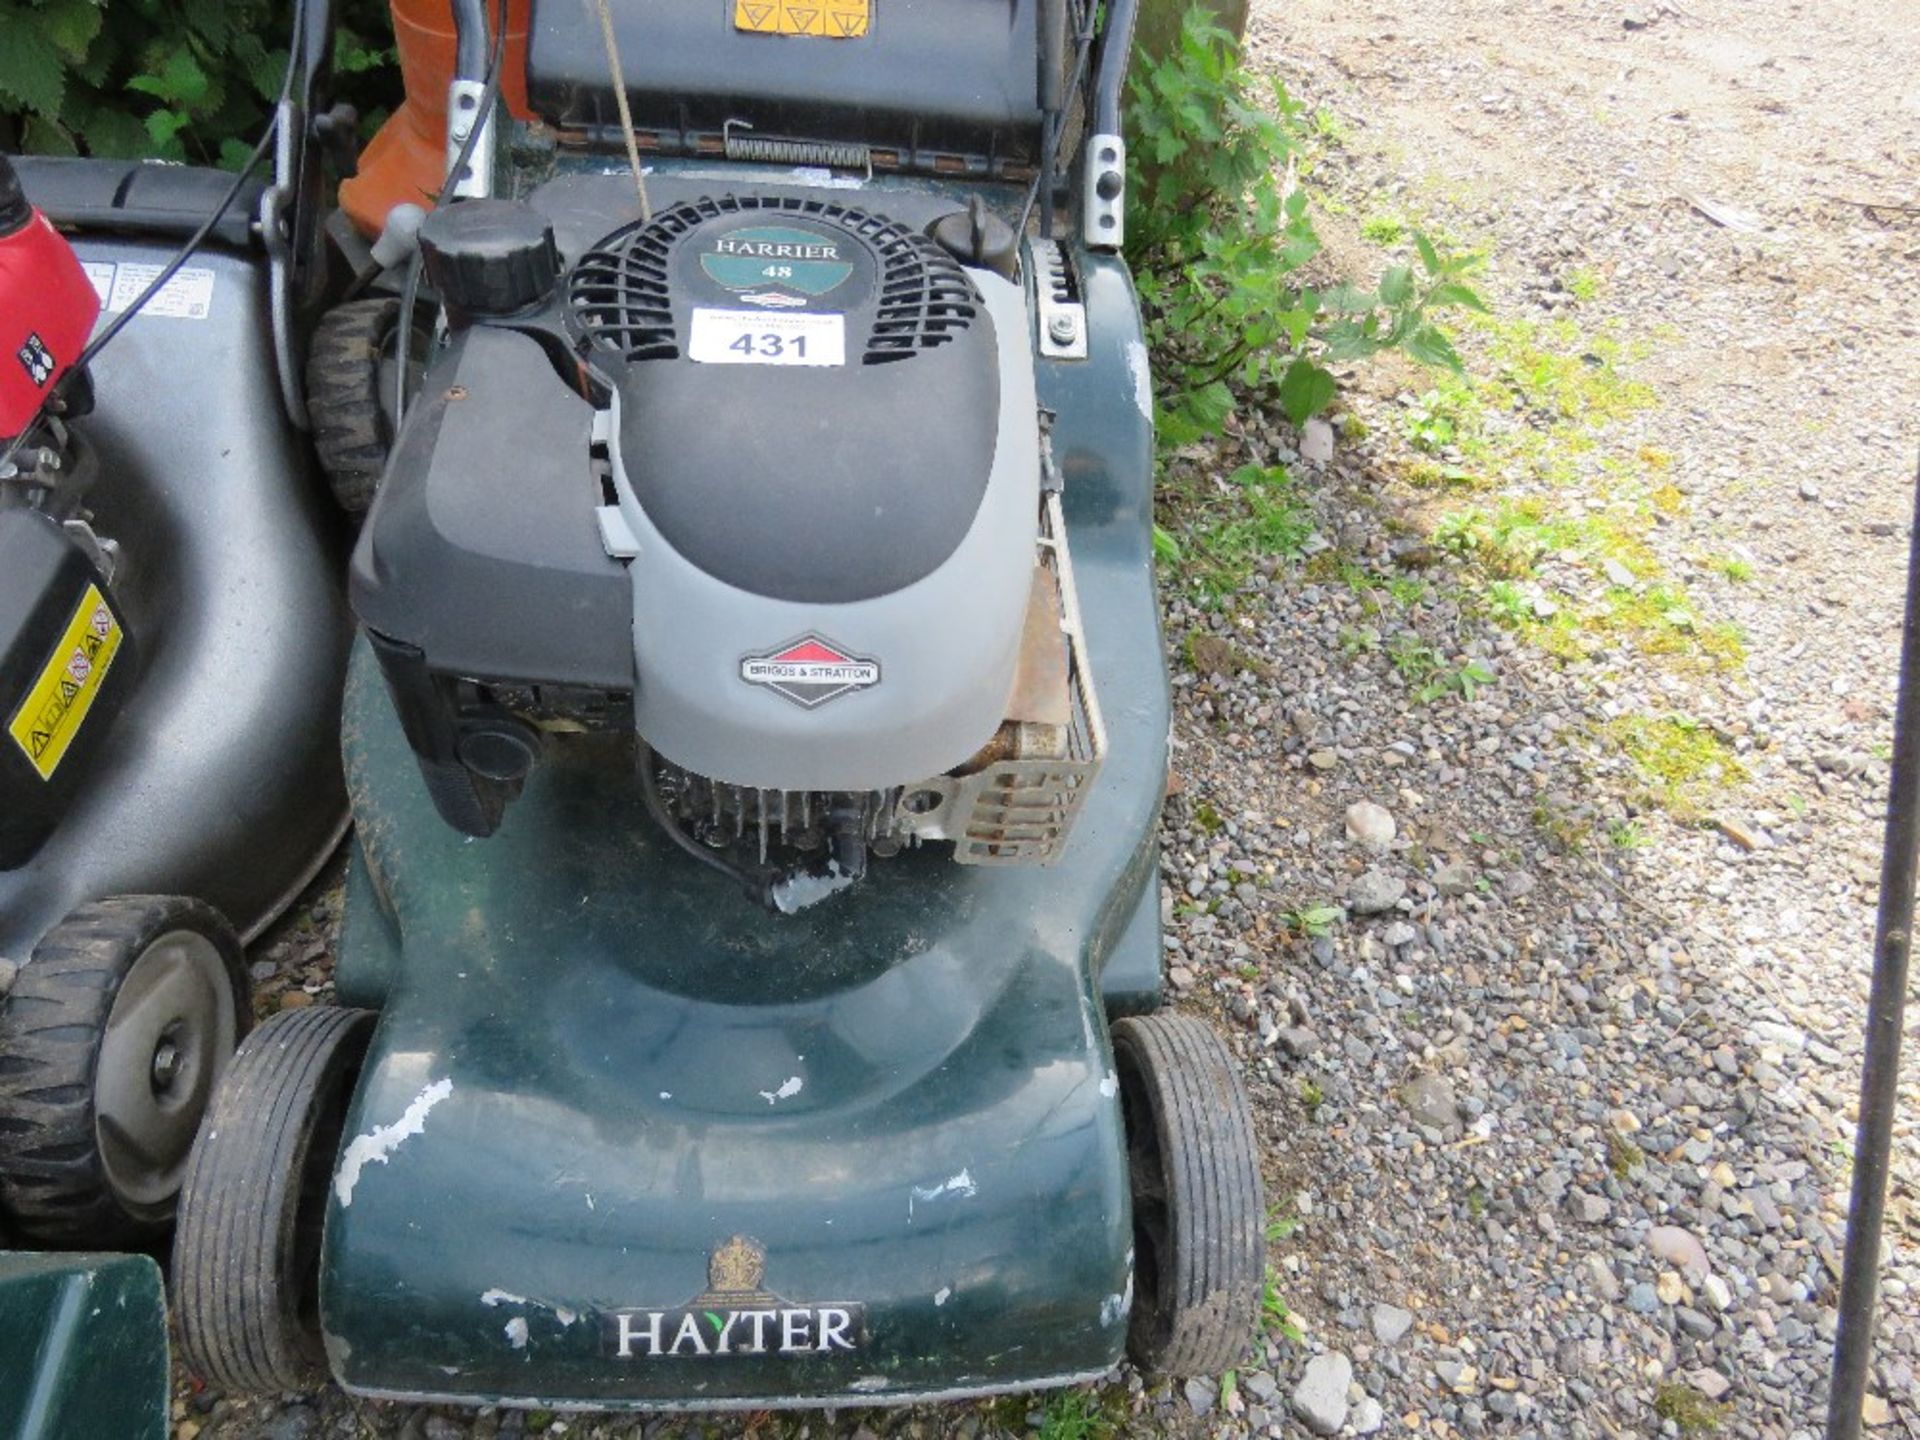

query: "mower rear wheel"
left=305, top=296, right=425, bottom=514
left=1112, top=1012, right=1265, bottom=1376
left=173, top=1005, right=376, bottom=1394
left=0, top=896, right=248, bottom=1246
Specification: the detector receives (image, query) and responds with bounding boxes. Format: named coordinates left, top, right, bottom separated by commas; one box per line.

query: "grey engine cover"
left=588, top=203, right=1040, bottom=792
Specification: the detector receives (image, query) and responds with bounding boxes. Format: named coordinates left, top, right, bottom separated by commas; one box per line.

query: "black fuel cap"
left=418, top=198, right=559, bottom=317
left=927, top=196, right=1017, bottom=281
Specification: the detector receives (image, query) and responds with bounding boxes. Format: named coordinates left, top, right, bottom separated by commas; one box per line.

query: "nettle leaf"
left=0, top=10, right=69, bottom=115
left=127, top=45, right=209, bottom=108
left=71, top=101, right=149, bottom=158
left=178, top=0, right=238, bottom=46
left=22, top=112, right=78, bottom=155
left=1406, top=325, right=1465, bottom=373
left=1427, top=281, right=1490, bottom=314
left=41, top=0, right=103, bottom=63
left=1378, top=265, right=1416, bottom=308
left=1184, top=379, right=1236, bottom=434
left=1414, top=231, right=1443, bottom=276
left=1322, top=317, right=1382, bottom=362
left=1278, top=359, right=1337, bottom=426
left=1323, top=282, right=1377, bottom=314
left=143, top=108, right=191, bottom=149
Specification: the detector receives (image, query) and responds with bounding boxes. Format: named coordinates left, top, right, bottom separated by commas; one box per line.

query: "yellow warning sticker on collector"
left=8, top=585, right=123, bottom=781
left=735, top=0, right=870, bottom=38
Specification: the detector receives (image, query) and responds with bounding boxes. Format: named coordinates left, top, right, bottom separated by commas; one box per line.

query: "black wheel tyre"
left=0, top=896, right=249, bottom=1246
left=1112, top=1012, right=1265, bottom=1377
left=305, top=297, right=424, bottom=514
left=173, top=1005, right=376, bottom=1394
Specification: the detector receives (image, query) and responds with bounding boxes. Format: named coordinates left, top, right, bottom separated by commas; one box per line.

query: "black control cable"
left=0, top=16, right=308, bottom=475
left=1017, top=0, right=1098, bottom=241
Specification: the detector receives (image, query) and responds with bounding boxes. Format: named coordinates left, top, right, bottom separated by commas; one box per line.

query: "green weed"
left=1415, top=660, right=1497, bottom=704
left=1283, top=904, right=1343, bottom=938
left=1605, top=715, right=1747, bottom=815
left=1127, top=12, right=1485, bottom=452
left=1653, top=1383, right=1730, bottom=1436
left=1036, top=1386, right=1119, bottom=1440
left=1608, top=1131, right=1646, bottom=1178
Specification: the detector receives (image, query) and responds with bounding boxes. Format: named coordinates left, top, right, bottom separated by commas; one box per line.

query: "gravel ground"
left=173, top=1, right=1919, bottom=1436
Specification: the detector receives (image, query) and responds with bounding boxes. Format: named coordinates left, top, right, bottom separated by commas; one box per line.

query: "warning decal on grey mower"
left=603, top=1235, right=867, bottom=1359
left=741, top=634, right=879, bottom=708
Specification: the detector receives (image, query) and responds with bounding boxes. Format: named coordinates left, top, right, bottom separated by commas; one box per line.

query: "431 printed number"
left=729, top=331, right=808, bottom=359
left=688, top=308, right=844, bottom=366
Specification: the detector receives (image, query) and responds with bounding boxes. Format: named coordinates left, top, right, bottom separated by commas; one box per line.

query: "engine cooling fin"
left=567, top=194, right=979, bottom=365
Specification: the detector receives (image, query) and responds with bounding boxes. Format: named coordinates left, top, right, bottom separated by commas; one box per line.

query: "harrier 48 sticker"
left=7, top=584, right=123, bottom=780
left=741, top=635, right=879, bottom=708
left=603, top=1235, right=867, bottom=1359
left=689, top=308, right=844, bottom=367
left=701, top=226, right=856, bottom=304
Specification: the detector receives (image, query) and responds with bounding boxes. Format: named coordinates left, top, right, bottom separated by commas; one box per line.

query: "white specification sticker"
left=688, top=307, right=844, bottom=367
left=79, top=261, right=216, bottom=319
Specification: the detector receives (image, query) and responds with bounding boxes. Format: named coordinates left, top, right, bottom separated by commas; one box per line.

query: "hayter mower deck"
left=173, top=0, right=1266, bottom=1411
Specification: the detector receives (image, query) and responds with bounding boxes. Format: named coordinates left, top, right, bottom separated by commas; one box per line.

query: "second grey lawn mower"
left=0, top=9, right=354, bottom=1249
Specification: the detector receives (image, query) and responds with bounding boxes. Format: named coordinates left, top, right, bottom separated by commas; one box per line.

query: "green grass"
left=1608, top=819, right=1650, bottom=850
left=1159, top=463, right=1317, bottom=603
left=1426, top=496, right=1743, bottom=674
left=1605, top=715, right=1747, bottom=815
left=1299, top=1077, right=1325, bottom=1115
left=1261, top=1267, right=1306, bottom=1343
left=1035, top=1386, right=1120, bottom=1440
left=1388, top=634, right=1443, bottom=683
left=1361, top=214, right=1408, bottom=246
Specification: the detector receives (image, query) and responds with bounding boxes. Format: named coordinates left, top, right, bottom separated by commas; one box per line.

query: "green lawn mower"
left=172, top=0, right=1267, bottom=1411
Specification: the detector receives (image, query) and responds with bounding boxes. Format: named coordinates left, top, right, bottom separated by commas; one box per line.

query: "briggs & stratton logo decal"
left=741, top=634, right=879, bottom=709
left=602, top=1234, right=867, bottom=1359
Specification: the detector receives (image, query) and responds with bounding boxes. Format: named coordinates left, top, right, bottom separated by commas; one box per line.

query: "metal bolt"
left=150, top=1037, right=181, bottom=1091
left=1047, top=311, right=1080, bottom=345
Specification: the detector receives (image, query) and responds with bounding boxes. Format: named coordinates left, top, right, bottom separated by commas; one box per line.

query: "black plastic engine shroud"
left=571, top=198, right=1002, bottom=606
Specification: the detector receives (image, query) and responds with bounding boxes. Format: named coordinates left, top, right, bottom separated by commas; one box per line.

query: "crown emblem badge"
left=707, top=1235, right=767, bottom=1295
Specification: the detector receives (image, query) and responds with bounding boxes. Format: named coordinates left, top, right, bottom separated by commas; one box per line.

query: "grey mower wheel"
left=0, top=896, right=248, bottom=1246
left=173, top=1005, right=376, bottom=1394
left=1113, top=1012, right=1265, bottom=1377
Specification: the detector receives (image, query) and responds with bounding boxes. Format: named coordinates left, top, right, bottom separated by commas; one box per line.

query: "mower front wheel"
left=173, top=1004, right=376, bottom=1394
left=1112, top=1012, right=1265, bottom=1377
left=0, top=895, right=249, bottom=1246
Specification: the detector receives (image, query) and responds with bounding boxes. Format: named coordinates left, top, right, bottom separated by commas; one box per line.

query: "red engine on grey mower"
left=0, top=153, right=99, bottom=440
left=0, top=152, right=133, bottom=871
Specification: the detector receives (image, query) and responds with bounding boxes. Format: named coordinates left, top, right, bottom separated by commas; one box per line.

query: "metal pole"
left=1828, top=457, right=1920, bottom=1440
